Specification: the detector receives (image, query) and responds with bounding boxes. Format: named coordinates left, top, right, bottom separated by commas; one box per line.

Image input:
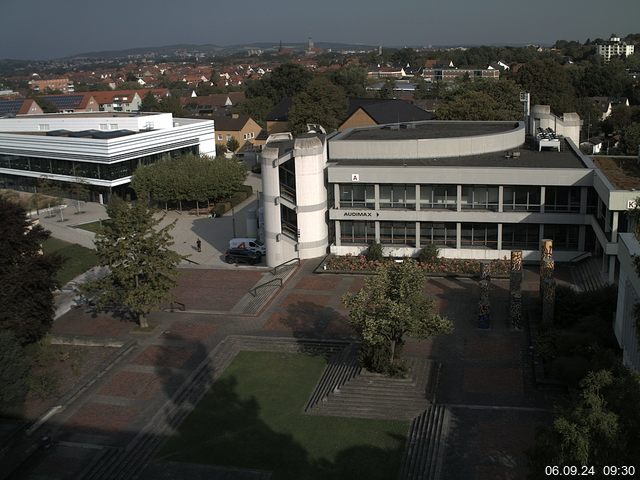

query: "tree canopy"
left=0, top=196, right=61, bottom=344
left=528, top=367, right=640, bottom=476
left=245, top=63, right=313, bottom=104
left=0, top=330, right=31, bottom=411
left=131, top=153, right=247, bottom=208
left=343, top=261, right=453, bottom=373
left=513, top=59, right=577, bottom=114
left=288, top=76, right=348, bottom=133
left=435, top=79, right=523, bottom=121
left=83, top=197, right=182, bottom=328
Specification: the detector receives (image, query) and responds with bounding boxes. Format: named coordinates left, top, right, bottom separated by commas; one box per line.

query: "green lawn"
left=74, top=220, right=108, bottom=234
left=159, top=352, right=408, bottom=480
left=43, top=238, right=97, bottom=285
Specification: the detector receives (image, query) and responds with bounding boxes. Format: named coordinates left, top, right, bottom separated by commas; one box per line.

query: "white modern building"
left=0, top=112, right=215, bottom=202
left=597, top=34, right=635, bottom=62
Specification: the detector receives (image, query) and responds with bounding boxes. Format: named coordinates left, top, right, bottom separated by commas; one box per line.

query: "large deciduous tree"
left=436, top=79, right=523, bottom=121
left=83, top=197, right=182, bottom=328
left=0, top=196, right=61, bottom=344
left=288, top=77, right=347, bottom=133
left=0, top=331, right=31, bottom=411
left=343, top=261, right=453, bottom=373
left=528, top=368, right=640, bottom=477
left=513, top=59, right=577, bottom=114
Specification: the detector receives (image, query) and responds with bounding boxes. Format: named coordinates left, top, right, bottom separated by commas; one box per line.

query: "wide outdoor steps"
left=571, top=258, right=607, bottom=292
left=398, top=404, right=449, bottom=480
left=309, top=357, right=435, bottom=420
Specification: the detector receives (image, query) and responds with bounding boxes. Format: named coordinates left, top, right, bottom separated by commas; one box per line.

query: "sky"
left=2, top=0, right=639, bottom=60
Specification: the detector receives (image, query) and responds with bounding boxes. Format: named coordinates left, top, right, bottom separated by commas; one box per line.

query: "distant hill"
left=63, top=41, right=379, bottom=60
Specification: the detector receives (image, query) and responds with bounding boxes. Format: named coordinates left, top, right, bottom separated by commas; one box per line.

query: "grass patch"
left=159, top=351, right=408, bottom=480
left=74, top=220, right=108, bottom=234
left=43, top=238, right=97, bottom=285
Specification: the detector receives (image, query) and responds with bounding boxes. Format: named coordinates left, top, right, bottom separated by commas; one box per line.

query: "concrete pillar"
left=456, top=185, right=462, bottom=212
left=334, top=183, right=341, bottom=209
left=578, top=225, right=586, bottom=252
left=497, top=223, right=503, bottom=250
left=539, top=224, right=545, bottom=243
left=261, top=146, right=283, bottom=267
left=498, top=186, right=504, bottom=213
left=540, top=186, right=546, bottom=213
left=415, top=185, right=421, bottom=211
left=605, top=208, right=611, bottom=233
left=611, top=211, right=619, bottom=242
left=608, top=256, right=616, bottom=284
left=375, top=221, right=380, bottom=243
left=415, top=222, right=421, bottom=249
left=580, top=186, right=588, bottom=215
left=456, top=222, right=462, bottom=249
left=374, top=184, right=380, bottom=210
left=335, top=220, right=341, bottom=247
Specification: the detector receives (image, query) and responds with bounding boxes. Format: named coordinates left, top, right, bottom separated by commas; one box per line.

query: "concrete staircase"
left=571, top=258, right=607, bottom=292
left=231, top=263, right=298, bottom=315
left=309, top=357, right=436, bottom=420
left=397, top=404, right=450, bottom=480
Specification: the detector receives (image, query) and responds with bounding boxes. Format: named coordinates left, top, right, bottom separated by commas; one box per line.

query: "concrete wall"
left=614, top=233, right=640, bottom=371
left=0, top=112, right=174, bottom=132
left=330, top=122, right=525, bottom=160
left=530, top=105, right=582, bottom=146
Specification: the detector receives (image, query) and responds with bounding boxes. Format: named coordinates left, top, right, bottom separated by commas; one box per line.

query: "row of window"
left=339, top=221, right=580, bottom=250
left=338, top=184, right=584, bottom=213
left=0, top=147, right=197, bottom=181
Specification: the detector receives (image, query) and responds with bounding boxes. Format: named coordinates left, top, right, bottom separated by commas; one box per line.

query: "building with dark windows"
left=0, top=112, right=215, bottom=203
left=259, top=110, right=640, bottom=370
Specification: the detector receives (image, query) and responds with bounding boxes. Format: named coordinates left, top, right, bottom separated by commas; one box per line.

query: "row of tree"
left=131, top=153, right=247, bottom=210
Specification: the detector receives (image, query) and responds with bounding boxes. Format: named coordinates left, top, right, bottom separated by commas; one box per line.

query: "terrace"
left=593, top=156, right=640, bottom=190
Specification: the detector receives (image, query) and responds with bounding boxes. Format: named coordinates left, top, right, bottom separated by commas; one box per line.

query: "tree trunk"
left=389, top=339, right=396, bottom=365
left=138, top=312, right=149, bottom=329
left=179, top=200, right=182, bottom=212
left=196, top=200, right=200, bottom=216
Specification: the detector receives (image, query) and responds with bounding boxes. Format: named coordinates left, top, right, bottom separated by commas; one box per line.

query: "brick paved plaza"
left=4, top=262, right=554, bottom=480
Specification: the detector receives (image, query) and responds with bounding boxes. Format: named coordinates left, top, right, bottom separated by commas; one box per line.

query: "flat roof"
left=329, top=140, right=586, bottom=169
left=593, top=156, right=640, bottom=190
left=10, top=112, right=163, bottom=119
left=340, top=121, right=519, bottom=141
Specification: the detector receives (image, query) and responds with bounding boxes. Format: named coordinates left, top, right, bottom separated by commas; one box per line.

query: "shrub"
left=365, top=242, right=384, bottom=261
left=0, top=331, right=31, bottom=410
left=27, top=371, right=60, bottom=400
left=418, top=245, right=440, bottom=263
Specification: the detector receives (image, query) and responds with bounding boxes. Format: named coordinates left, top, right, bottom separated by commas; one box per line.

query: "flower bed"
left=324, top=254, right=510, bottom=277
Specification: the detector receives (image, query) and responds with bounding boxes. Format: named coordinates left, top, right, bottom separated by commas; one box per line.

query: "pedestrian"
left=196, top=238, right=201, bottom=252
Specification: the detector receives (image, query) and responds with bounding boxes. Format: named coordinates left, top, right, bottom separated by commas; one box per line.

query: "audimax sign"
left=343, top=211, right=380, bottom=217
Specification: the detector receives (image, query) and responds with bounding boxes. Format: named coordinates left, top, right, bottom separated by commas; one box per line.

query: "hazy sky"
left=2, top=0, right=639, bottom=60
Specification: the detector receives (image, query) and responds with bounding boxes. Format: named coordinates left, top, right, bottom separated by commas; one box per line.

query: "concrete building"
left=0, top=112, right=215, bottom=202
left=28, top=77, right=74, bottom=93
left=597, top=34, right=635, bottom=62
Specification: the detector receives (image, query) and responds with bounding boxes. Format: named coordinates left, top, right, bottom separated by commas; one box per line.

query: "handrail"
left=569, top=251, right=592, bottom=263
left=249, top=278, right=283, bottom=297
left=170, top=301, right=185, bottom=312
left=183, top=257, right=200, bottom=265
left=270, top=257, right=300, bottom=276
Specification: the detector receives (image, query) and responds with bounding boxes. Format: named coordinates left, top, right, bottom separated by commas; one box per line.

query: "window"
left=502, top=224, right=539, bottom=250
left=545, top=187, right=581, bottom=213
left=339, top=184, right=375, bottom=209
left=217, top=134, right=223, bottom=141
left=503, top=186, right=541, bottom=212
left=226, top=134, right=232, bottom=140
left=100, top=124, right=108, bottom=130
left=420, top=222, right=456, bottom=247
left=543, top=224, right=579, bottom=250
left=281, top=205, right=298, bottom=240
left=109, top=123, right=118, bottom=130
left=420, top=185, right=456, bottom=210
left=340, top=221, right=376, bottom=244
left=461, top=186, right=499, bottom=211
left=460, top=223, right=498, bottom=249
left=380, top=222, right=416, bottom=246
left=38, top=124, right=49, bottom=131
left=379, top=184, right=415, bottom=209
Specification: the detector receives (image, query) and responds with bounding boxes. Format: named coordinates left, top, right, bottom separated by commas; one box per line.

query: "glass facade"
left=278, top=159, right=296, bottom=203
left=461, top=185, right=499, bottom=211
left=420, top=185, right=456, bottom=210
left=379, top=184, right=415, bottom=209
left=461, top=223, right=499, bottom=249
left=0, top=146, right=197, bottom=182
left=543, top=224, right=579, bottom=250
left=502, top=224, right=540, bottom=250
left=503, top=186, right=541, bottom=211
left=281, top=205, right=298, bottom=240
left=340, top=221, right=376, bottom=244
left=545, top=187, right=581, bottom=213
left=380, top=221, right=416, bottom=246
left=420, top=222, right=456, bottom=247
left=339, top=184, right=375, bottom=209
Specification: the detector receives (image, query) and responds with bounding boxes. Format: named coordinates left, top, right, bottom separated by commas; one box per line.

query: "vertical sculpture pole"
left=478, top=262, right=491, bottom=329
left=540, top=239, right=556, bottom=325
left=509, top=250, right=523, bottom=329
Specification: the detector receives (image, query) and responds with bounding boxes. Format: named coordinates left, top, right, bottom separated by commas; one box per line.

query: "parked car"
left=225, top=248, right=262, bottom=265
left=229, top=237, right=266, bottom=255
